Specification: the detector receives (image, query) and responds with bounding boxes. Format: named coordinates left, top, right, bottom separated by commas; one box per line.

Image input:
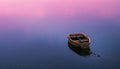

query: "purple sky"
left=0, top=0, right=120, bottom=19
left=0, top=0, right=120, bottom=33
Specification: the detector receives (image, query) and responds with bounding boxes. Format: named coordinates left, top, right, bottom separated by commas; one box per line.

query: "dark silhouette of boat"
left=68, top=33, right=91, bottom=49
left=68, top=43, right=91, bottom=56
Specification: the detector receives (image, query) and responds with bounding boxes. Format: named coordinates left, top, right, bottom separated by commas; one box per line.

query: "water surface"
left=0, top=0, right=120, bottom=69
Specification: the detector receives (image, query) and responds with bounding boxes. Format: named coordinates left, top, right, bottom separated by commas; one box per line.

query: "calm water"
left=0, top=17, right=120, bottom=69
left=0, top=0, right=120, bottom=69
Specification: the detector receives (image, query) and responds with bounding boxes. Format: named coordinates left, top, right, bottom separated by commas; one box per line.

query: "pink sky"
left=0, top=0, right=120, bottom=37
left=0, top=0, right=120, bottom=19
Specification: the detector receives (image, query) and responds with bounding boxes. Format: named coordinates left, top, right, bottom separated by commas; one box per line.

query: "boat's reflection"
left=68, top=43, right=92, bottom=56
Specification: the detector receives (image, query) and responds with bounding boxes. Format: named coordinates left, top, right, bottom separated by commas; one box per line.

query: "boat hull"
left=68, top=43, right=91, bottom=56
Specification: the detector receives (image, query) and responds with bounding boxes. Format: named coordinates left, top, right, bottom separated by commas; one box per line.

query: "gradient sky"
left=0, top=0, right=120, bottom=34
left=0, top=0, right=120, bottom=19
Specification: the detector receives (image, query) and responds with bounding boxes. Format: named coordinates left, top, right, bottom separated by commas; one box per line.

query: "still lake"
left=0, top=17, right=120, bottom=69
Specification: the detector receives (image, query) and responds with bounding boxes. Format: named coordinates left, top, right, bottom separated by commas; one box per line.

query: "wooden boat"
left=68, top=33, right=91, bottom=49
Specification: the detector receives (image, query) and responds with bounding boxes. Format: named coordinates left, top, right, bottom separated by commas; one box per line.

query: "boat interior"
left=70, top=34, right=89, bottom=42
